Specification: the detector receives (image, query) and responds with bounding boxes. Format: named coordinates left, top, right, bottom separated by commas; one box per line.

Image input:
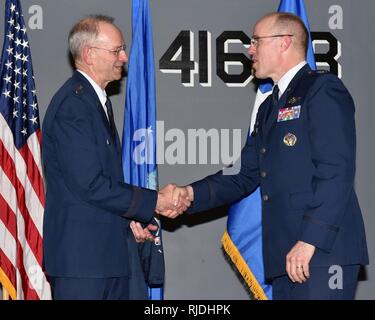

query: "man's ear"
left=81, top=45, right=93, bottom=65
left=281, top=36, right=293, bottom=52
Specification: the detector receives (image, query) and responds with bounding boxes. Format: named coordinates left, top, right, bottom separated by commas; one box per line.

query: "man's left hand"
left=130, top=221, right=158, bottom=243
left=286, top=241, right=316, bottom=283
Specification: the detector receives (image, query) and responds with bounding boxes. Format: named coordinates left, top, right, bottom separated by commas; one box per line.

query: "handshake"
left=130, top=184, right=194, bottom=243
left=155, top=184, right=194, bottom=218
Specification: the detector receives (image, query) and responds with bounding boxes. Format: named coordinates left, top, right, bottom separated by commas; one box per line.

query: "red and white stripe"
left=0, top=114, right=51, bottom=300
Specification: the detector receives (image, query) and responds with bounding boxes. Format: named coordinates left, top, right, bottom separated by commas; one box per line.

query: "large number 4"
left=159, top=30, right=198, bottom=87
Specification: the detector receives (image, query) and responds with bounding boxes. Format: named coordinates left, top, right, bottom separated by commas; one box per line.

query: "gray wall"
left=1, top=0, right=373, bottom=299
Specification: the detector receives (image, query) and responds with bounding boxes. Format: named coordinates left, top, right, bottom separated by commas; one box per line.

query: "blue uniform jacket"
left=42, top=71, right=157, bottom=278
left=190, top=65, right=369, bottom=279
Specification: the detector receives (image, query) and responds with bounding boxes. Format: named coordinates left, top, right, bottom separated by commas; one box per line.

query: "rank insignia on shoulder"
left=283, top=133, right=297, bottom=147
left=277, top=105, right=301, bottom=122
left=74, top=84, right=84, bottom=95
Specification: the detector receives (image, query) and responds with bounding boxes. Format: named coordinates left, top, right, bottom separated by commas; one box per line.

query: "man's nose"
left=119, top=51, right=128, bottom=63
left=248, top=45, right=256, bottom=55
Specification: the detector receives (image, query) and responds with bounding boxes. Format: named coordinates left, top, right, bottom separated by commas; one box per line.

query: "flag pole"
left=2, top=286, right=10, bottom=300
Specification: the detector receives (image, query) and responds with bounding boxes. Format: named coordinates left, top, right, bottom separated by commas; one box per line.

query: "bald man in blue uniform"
left=169, top=12, right=369, bottom=300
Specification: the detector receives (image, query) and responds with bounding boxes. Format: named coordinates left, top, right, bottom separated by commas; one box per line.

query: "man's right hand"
left=156, top=184, right=193, bottom=218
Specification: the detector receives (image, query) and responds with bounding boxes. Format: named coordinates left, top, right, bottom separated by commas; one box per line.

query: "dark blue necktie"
left=272, top=84, right=279, bottom=106
left=266, top=84, right=279, bottom=123
left=105, top=97, right=116, bottom=139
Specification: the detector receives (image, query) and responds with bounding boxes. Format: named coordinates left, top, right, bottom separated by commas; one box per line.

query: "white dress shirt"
left=275, top=61, right=307, bottom=99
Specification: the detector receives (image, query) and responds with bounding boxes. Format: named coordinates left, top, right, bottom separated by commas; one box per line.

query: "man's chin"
left=252, top=68, right=261, bottom=79
left=253, top=71, right=267, bottom=80
left=113, top=72, right=123, bottom=80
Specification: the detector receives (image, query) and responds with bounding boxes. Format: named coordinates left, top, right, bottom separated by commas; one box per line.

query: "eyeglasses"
left=90, top=44, right=127, bottom=56
left=250, top=34, right=294, bottom=47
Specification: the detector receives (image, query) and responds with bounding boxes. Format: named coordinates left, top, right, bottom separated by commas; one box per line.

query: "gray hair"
left=68, top=15, right=114, bottom=61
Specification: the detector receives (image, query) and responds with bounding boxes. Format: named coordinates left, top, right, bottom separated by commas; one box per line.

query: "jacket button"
left=263, top=194, right=269, bottom=201
left=260, top=147, right=266, bottom=154
left=261, top=171, right=267, bottom=178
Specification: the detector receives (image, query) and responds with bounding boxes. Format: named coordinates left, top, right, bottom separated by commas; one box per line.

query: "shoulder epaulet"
left=307, top=69, right=329, bottom=76
left=316, top=69, right=329, bottom=74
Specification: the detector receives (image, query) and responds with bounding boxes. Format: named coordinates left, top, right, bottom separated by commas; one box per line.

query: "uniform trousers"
left=272, top=265, right=360, bottom=300
left=50, top=276, right=130, bottom=300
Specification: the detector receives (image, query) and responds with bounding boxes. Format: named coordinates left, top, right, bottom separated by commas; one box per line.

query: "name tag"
left=277, top=105, right=301, bottom=122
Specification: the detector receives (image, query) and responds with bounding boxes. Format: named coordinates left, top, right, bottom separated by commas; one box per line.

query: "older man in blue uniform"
left=169, top=12, right=368, bottom=299
left=42, top=15, right=189, bottom=299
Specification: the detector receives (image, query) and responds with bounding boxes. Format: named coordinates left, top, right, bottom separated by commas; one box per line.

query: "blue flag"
left=122, top=0, right=163, bottom=300
left=222, top=0, right=316, bottom=300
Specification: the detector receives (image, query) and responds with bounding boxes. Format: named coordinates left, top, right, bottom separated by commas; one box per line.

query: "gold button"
left=263, top=194, right=269, bottom=201
left=261, top=171, right=267, bottom=178
left=260, top=147, right=266, bottom=154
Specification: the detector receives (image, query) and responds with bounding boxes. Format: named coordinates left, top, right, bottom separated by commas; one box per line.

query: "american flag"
left=0, top=0, right=51, bottom=299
